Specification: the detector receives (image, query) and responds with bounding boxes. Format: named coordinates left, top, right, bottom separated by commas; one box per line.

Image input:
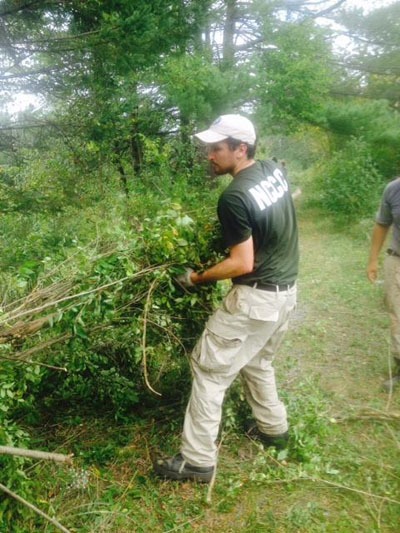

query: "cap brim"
left=194, top=129, right=228, bottom=144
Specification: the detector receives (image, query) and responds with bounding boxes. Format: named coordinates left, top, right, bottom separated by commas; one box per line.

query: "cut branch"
left=0, top=313, right=57, bottom=340
left=336, top=408, right=400, bottom=422
left=1, top=265, right=166, bottom=325
left=0, top=445, right=73, bottom=464
left=142, top=278, right=161, bottom=396
left=0, top=482, right=71, bottom=533
left=0, top=355, right=67, bottom=371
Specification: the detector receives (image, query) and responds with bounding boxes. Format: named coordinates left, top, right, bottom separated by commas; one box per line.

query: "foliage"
left=6, top=210, right=400, bottom=531
left=160, top=52, right=230, bottom=122
left=0, top=354, right=42, bottom=522
left=335, top=2, right=400, bottom=106
left=1, top=0, right=400, bottom=527
left=254, top=22, right=332, bottom=132
left=323, top=99, right=400, bottom=177
left=315, top=137, right=385, bottom=221
left=0, top=131, right=226, bottom=525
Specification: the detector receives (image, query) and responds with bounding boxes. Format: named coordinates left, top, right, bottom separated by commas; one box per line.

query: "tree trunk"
left=130, top=133, right=143, bottom=177
left=222, top=0, right=237, bottom=70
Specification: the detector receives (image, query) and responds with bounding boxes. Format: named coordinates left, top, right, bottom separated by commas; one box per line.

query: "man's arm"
left=367, top=223, right=390, bottom=283
left=190, top=236, right=254, bottom=285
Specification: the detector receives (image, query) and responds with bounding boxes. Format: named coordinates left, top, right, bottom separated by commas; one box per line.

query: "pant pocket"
left=193, top=321, right=246, bottom=373
left=249, top=305, right=279, bottom=322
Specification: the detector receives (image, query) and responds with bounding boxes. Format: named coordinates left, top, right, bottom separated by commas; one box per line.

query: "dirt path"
left=292, top=210, right=395, bottom=407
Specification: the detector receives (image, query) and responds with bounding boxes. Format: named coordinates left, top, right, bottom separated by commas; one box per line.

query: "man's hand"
left=176, top=267, right=195, bottom=288
left=367, top=260, right=378, bottom=284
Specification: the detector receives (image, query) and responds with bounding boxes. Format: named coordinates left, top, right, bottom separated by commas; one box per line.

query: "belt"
left=236, top=280, right=296, bottom=292
left=387, top=248, right=400, bottom=258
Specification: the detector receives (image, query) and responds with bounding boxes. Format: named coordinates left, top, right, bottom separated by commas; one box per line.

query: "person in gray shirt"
left=367, top=177, right=400, bottom=391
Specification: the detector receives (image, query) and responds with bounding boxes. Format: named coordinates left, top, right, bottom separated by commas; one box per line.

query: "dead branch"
left=0, top=482, right=71, bottom=533
left=10, top=333, right=72, bottom=360
left=0, top=445, right=73, bottom=464
left=0, top=355, right=67, bottom=371
left=336, top=408, right=400, bottom=422
left=206, top=433, right=226, bottom=504
left=0, top=313, right=57, bottom=341
left=3, top=280, right=72, bottom=312
left=261, top=476, right=400, bottom=506
left=1, top=264, right=166, bottom=326
left=142, top=278, right=161, bottom=396
left=386, top=342, right=394, bottom=411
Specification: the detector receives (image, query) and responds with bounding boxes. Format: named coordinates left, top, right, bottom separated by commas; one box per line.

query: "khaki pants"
left=181, top=283, right=297, bottom=467
left=384, top=255, right=400, bottom=362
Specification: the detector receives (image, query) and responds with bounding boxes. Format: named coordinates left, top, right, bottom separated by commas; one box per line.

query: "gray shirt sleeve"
left=376, top=185, right=393, bottom=226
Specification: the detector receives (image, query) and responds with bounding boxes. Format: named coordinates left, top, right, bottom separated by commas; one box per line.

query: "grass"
left=13, top=204, right=400, bottom=532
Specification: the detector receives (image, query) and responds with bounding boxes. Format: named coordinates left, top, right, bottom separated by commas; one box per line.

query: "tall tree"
left=332, top=2, right=400, bottom=106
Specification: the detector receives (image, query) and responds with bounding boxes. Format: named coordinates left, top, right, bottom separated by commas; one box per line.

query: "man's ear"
left=238, top=142, right=248, bottom=158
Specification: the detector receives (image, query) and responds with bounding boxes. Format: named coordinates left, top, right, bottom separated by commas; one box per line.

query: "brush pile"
left=0, top=203, right=224, bottom=473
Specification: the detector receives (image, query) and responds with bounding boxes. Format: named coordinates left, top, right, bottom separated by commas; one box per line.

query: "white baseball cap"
left=195, top=114, right=256, bottom=145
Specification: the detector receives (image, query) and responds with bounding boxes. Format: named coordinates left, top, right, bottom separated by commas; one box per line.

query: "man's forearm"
left=367, top=222, right=390, bottom=283
left=191, top=257, right=252, bottom=284
left=369, top=223, right=390, bottom=263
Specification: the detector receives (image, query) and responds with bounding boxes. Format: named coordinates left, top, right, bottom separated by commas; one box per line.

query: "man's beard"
left=212, top=164, right=232, bottom=175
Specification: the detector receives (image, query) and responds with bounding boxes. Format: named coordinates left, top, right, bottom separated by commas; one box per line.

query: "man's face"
left=207, top=141, right=240, bottom=175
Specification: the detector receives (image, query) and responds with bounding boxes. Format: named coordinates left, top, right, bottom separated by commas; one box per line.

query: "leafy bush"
left=316, top=137, right=385, bottom=221
left=323, top=100, right=400, bottom=177
left=0, top=160, right=226, bottom=526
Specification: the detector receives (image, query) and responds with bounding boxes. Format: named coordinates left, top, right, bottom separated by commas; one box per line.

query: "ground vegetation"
left=0, top=0, right=399, bottom=529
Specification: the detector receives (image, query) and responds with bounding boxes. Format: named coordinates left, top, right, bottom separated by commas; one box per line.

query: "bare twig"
left=386, top=337, right=393, bottom=411
left=0, top=446, right=73, bottom=464
left=0, top=482, right=71, bottom=533
left=25, top=427, right=86, bottom=475
left=312, top=477, right=400, bottom=505
left=0, top=313, right=58, bottom=341
left=146, top=318, right=188, bottom=356
left=206, top=432, right=228, bottom=504
left=336, top=408, right=400, bottom=422
left=11, top=333, right=72, bottom=360
left=0, top=354, right=67, bottom=371
left=163, top=515, right=203, bottom=533
left=1, top=265, right=166, bottom=325
left=1, top=277, right=127, bottom=324
left=3, top=280, right=73, bottom=313
left=142, top=278, right=161, bottom=396
left=261, top=476, right=400, bottom=505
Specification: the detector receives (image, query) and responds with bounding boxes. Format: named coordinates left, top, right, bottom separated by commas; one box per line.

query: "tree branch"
left=0, top=482, right=71, bottom=533
left=0, top=445, right=73, bottom=464
left=142, top=278, right=161, bottom=396
left=0, top=1, right=63, bottom=18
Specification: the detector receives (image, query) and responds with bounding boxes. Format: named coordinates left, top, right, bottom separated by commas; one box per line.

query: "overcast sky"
left=346, top=0, right=396, bottom=9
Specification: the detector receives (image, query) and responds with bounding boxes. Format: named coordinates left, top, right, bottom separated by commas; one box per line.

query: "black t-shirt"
left=217, top=160, right=299, bottom=285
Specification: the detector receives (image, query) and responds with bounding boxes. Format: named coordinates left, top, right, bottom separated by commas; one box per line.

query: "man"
left=154, top=114, right=299, bottom=482
left=367, top=177, right=400, bottom=392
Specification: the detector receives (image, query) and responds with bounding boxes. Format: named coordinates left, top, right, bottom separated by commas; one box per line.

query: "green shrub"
left=0, top=163, right=226, bottom=525
left=316, top=137, right=385, bottom=221
left=324, top=100, right=400, bottom=177
left=1, top=182, right=225, bottom=423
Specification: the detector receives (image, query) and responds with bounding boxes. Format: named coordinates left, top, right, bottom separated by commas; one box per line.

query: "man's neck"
left=232, top=158, right=256, bottom=177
